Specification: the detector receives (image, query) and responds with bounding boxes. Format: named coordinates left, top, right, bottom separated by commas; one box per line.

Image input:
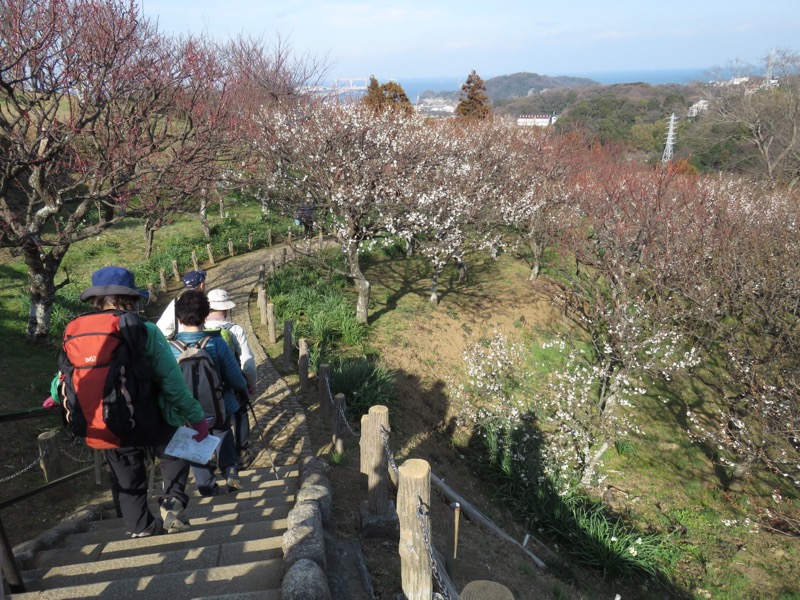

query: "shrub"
left=328, top=357, right=395, bottom=421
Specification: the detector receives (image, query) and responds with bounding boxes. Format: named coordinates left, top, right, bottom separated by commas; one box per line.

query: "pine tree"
left=455, top=70, right=491, bottom=120
left=362, top=76, right=413, bottom=115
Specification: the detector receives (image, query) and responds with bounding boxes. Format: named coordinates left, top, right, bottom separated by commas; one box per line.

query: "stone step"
left=22, top=536, right=283, bottom=591
left=10, top=558, right=281, bottom=600
left=86, top=501, right=292, bottom=534
left=64, top=505, right=289, bottom=546
left=193, top=592, right=281, bottom=600
left=30, top=519, right=287, bottom=569
left=186, top=479, right=297, bottom=501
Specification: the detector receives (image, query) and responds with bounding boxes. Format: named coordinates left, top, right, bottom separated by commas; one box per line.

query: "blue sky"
left=140, top=0, right=799, bottom=81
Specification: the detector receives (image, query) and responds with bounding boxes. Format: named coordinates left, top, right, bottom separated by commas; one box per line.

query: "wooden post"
left=360, top=414, right=369, bottom=478
left=446, top=502, right=461, bottom=579
left=460, top=581, right=515, bottom=600
left=146, top=283, right=156, bottom=301
left=37, top=431, right=67, bottom=482
left=247, top=231, right=253, bottom=250
left=398, top=459, right=432, bottom=600
left=318, top=363, right=331, bottom=422
left=258, top=263, right=266, bottom=286
left=191, top=250, right=199, bottom=271
left=318, top=229, right=323, bottom=251
left=270, top=256, right=277, bottom=276
left=298, top=338, right=309, bottom=391
left=332, top=393, right=346, bottom=455
left=159, top=269, right=168, bottom=291
left=268, top=229, right=273, bottom=247
left=258, top=289, right=268, bottom=325
left=267, top=303, right=277, bottom=344
left=283, top=319, right=293, bottom=364
left=364, top=405, right=390, bottom=515
left=228, top=238, right=235, bottom=257
left=171, top=260, right=181, bottom=283
left=287, top=230, right=293, bottom=244
left=280, top=247, right=287, bottom=267
left=206, top=243, right=215, bottom=266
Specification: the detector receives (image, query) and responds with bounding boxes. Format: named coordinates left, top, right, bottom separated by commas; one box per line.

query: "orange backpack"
left=58, top=311, right=159, bottom=449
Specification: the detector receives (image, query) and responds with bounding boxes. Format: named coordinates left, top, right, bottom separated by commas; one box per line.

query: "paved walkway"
left=200, top=242, right=315, bottom=468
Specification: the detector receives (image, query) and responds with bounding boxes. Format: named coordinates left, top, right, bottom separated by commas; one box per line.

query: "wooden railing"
left=311, top=367, right=543, bottom=600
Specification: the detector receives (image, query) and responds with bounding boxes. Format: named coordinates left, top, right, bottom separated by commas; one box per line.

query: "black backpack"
left=57, top=310, right=160, bottom=449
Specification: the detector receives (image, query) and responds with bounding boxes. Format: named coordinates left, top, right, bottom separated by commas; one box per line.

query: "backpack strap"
left=197, top=336, right=213, bottom=350
left=169, top=339, right=188, bottom=353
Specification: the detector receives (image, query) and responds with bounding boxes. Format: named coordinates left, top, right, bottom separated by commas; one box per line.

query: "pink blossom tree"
left=0, top=0, right=238, bottom=340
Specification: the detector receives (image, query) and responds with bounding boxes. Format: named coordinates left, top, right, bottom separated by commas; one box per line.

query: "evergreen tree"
left=362, top=76, right=413, bottom=115
left=456, top=70, right=491, bottom=119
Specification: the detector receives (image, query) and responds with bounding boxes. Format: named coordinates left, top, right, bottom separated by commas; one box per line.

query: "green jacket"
left=51, top=320, right=204, bottom=428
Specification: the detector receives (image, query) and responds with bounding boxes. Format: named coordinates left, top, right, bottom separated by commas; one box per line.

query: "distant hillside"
left=485, top=71, right=598, bottom=102
left=420, top=71, right=597, bottom=102
left=494, top=81, right=704, bottom=122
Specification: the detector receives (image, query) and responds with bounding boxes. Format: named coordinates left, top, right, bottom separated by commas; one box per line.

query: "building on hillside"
left=517, top=113, right=559, bottom=127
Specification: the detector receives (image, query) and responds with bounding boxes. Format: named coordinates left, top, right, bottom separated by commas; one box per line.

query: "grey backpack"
left=169, top=336, right=225, bottom=427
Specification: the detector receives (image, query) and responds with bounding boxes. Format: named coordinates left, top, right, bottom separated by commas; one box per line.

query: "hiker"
left=204, top=288, right=258, bottom=469
left=156, top=269, right=207, bottom=338
left=172, top=289, right=249, bottom=495
left=50, top=266, right=209, bottom=538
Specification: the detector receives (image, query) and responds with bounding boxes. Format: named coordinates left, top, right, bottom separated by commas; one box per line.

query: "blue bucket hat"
left=182, top=269, right=207, bottom=289
left=80, top=266, right=149, bottom=301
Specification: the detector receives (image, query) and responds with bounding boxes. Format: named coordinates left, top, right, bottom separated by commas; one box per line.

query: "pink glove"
left=190, top=418, right=210, bottom=442
left=42, top=396, right=59, bottom=410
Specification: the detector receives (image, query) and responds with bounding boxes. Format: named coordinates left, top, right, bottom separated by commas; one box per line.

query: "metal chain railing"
left=380, top=424, right=400, bottom=478
left=323, top=373, right=360, bottom=436
left=417, top=496, right=453, bottom=600
left=59, top=444, right=94, bottom=464
left=0, top=450, right=47, bottom=484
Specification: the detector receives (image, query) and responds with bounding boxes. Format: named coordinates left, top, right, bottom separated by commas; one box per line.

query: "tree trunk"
left=345, top=240, right=370, bottom=324
left=455, top=254, right=467, bottom=284
left=200, top=195, right=211, bottom=239
left=580, top=441, right=610, bottom=487
left=430, top=266, right=441, bottom=305
left=529, top=236, right=544, bottom=280
left=23, top=241, right=67, bottom=343
left=143, top=221, right=155, bottom=260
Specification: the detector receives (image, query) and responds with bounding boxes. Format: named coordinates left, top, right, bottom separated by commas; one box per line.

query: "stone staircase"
left=9, top=465, right=299, bottom=599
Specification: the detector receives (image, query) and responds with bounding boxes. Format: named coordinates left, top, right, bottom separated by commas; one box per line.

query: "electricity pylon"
left=661, top=113, right=678, bottom=163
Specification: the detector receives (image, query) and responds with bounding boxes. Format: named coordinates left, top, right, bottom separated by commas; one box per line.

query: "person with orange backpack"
left=49, top=266, right=209, bottom=538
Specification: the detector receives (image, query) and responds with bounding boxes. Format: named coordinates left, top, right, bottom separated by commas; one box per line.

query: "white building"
left=517, top=114, right=559, bottom=127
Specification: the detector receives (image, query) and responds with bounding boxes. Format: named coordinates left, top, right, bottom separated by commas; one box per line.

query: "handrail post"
left=398, top=459, right=432, bottom=600
left=282, top=320, right=293, bottom=365
left=364, top=405, right=390, bottom=515
left=298, top=338, right=309, bottom=391
left=0, top=516, right=24, bottom=593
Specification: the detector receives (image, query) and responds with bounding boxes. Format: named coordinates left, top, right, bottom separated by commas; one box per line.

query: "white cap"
left=207, top=288, right=236, bottom=311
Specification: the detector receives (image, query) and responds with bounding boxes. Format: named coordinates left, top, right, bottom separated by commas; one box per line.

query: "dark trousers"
left=232, top=403, right=250, bottom=453
left=104, top=423, right=190, bottom=536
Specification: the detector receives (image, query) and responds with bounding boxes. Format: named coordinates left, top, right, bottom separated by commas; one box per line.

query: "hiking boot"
left=160, top=499, right=190, bottom=533
left=131, top=518, right=163, bottom=539
left=226, top=473, right=242, bottom=492
left=238, top=447, right=257, bottom=470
